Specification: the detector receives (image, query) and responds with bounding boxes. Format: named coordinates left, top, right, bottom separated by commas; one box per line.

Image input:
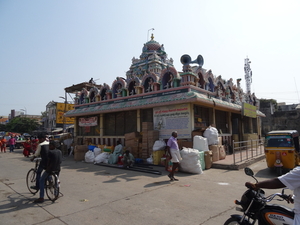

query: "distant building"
left=0, top=117, right=9, bottom=124
left=43, top=101, right=75, bottom=133
left=260, top=100, right=300, bottom=136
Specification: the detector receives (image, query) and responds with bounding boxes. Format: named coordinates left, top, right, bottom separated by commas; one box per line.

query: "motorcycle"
left=224, top=167, right=295, bottom=225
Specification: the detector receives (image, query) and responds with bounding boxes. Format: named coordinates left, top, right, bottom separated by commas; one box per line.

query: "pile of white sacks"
left=84, top=147, right=111, bottom=164
left=179, top=126, right=219, bottom=174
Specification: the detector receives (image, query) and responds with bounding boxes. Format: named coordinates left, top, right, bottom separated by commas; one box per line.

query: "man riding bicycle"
left=31, top=133, right=49, bottom=191
left=33, top=140, right=62, bottom=203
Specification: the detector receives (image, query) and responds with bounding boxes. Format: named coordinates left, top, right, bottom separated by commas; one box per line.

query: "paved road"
left=0, top=149, right=292, bottom=225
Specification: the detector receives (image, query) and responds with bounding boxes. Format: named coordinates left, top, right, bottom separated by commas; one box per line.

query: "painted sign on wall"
left=242, top=102, right=257, bottom=118
left=153, top=104, right=191, bottom=139
left=79, top=117, right=98, bottom=127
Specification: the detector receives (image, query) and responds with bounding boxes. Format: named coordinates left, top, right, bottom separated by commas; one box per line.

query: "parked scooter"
left=224, top=167, right=294, bottom=225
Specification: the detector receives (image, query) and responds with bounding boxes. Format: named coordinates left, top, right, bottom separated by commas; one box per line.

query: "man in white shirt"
left=30, top=133, right=49, bottom=190
left=246, top=167, right=300, bottom=225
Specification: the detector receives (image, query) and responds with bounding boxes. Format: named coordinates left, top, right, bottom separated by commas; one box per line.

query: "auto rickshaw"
left=265, top=130, right=300, bottom=175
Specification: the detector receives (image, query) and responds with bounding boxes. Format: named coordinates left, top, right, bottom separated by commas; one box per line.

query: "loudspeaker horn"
left=180, top=54, right=191, bottom=65
left=180, top=54, right=204, bottom=67
left=195, top=55, right=204, bottom=67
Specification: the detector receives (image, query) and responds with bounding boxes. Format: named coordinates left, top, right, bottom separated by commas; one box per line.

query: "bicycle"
left=44, top=171, right=60, bottom=202
left=26, top=158, right=60, bottom=202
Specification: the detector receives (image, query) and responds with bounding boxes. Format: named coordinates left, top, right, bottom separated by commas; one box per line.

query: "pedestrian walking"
left=23, top=138, right=31, bottom=157
left=0, top=136, right=7, bottom=152
left=166, top=131, right=181, bottom=181
left=8, top=136, right=16, bottom=152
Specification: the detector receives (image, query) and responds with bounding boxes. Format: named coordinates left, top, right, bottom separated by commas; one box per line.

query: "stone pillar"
left=100, top=114, right=103, bottom=138
left=137, top=109, right=141, bottom=132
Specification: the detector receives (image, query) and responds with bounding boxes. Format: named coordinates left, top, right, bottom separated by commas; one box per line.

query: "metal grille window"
left=104, top=110, right=137, bottom=136
left=244, top=117, right=251, bottom=133
left=193, top=105, right=209, bottom=129
left=141, top=108, right=153, bottom=123
left=252, top=118, right=257, bottom=133
left=215, top=110, right=229, bottom=133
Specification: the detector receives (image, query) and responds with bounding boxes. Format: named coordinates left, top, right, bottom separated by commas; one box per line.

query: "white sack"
left=153, top=140, right=166, bottom=151
left=94, top=152, right=110, bottom=164
left=193, top=135, right=209, bottom=151
left=85, top=150, right=95, bottom=163
left=203, top=126, right=219, bottom=145
left=179, top=148, right=203, bottom=174
left=94, top=147, right=102, bottom=156
left=146, top=154, right=153, bottom=164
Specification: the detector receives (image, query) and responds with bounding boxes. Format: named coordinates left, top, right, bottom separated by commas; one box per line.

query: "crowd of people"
left=0, top=134, right=19, bottom=153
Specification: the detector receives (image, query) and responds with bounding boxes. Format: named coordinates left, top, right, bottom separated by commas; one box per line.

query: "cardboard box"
left=125, top=139, right=139, bottom=148
left=192, top=130, right=203, bottom=138
left=204, top=150, right=212, bottom=169
left=74, top=145, right=88, bottom=161
left=181, top=141, right=193, bottom=149
left=147, top=130, right=160, bottom=138
left=218, top=137, right=223, bottom=145
left=142, top=122, right=153, bottom=129
left=209, top=145, right=219, bottom=162
left=142, top=143, right=148, bottom=149
left=219, top=145, right=226, bottom=160
left=125, top=132, right=140, bottom=140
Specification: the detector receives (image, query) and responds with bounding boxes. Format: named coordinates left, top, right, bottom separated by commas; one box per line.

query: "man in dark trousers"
left=34, top=140, right=62, bottom=203
left=31, top=133, right=49, bottom=190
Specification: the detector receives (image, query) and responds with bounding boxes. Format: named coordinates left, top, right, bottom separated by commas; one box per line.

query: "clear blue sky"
left=1, top=0, right=300, bottom=116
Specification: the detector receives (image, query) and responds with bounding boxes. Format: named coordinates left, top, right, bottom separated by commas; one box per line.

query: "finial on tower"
left=151, top=33, right=154, bottom=40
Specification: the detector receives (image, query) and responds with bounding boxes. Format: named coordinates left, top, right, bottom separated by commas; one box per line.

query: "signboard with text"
left=56, top=103, right=75, bottom=124
left=242, top=102, right=257, bottom=118
left=79, top=117, right=98, bottom=127
left=153, top=104, right=191, bottom=139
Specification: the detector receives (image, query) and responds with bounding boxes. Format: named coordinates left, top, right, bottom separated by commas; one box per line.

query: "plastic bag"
left=94, top=152, right=110, bottom=164
left=193, top=135, right=209, bottom=151
left=179, top=147, right=203, bottom=174
left=85, top=150, right=95, bottom=163
left=93, top=147, right=102, bottom=156
left=203, top=126, right=219, bottom=145
left=153, top=140, right=166, bottom=151
left=146, top=154, right=153, bottom=164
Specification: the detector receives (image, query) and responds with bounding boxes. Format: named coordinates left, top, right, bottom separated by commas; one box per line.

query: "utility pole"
left=59, top=93, right=67, bottom=133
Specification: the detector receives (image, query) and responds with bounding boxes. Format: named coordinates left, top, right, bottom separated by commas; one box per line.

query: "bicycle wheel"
left=45, top=173, right=59, bottom=202
left=26, top=169, right=38, bottom=194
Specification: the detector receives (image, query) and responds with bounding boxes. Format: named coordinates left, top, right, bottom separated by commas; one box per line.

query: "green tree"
left=41, top=111, right=48, bottom=118
left=6, top=117, right=39, bottom=134
left=0, top=124, right=6, bottom=131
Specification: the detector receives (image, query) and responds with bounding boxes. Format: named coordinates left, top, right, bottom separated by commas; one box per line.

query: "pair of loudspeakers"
left=180, top=54, right=204, bottom=67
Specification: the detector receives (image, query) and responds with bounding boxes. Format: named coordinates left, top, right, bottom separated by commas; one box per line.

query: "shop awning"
left=64, top=91, right=265, bottom=117
left=52, top=128, right=63, bottom=133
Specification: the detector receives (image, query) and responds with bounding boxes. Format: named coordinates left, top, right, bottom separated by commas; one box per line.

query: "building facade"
left=44, top=101, right=75, bottom=133
left=64, top=34, right=264, bottom=154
